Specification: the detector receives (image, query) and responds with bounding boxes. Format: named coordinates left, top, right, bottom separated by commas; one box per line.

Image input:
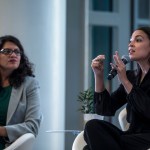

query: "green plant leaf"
left=77, top=87, right=95, bottom=113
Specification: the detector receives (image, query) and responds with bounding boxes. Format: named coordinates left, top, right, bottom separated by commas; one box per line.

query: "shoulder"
left=23, top=76, right=40, bottom=88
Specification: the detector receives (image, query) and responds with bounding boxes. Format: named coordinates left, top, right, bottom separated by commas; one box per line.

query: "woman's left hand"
left=110, top=51, right=128, bottom=84
left=110, top=51, right=133, bottom=94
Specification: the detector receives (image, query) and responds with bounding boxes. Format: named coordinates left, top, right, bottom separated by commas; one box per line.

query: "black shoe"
left=83, top=145, right=90, bottom=150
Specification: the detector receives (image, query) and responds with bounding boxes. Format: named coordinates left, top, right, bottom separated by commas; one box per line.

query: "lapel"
left=6, top=84, right=23, bottom=124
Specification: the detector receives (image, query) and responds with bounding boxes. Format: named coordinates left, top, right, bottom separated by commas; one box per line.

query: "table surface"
left=46, top=130, right=81, bottom=135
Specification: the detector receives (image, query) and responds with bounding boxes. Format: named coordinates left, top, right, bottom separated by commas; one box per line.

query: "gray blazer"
left=5, top=76, right=42, bottom=143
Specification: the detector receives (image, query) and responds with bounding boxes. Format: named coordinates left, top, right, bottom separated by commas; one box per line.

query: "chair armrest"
left=4, top=133, right=35, bottom=150
left=72, top=131, right=87, bottom=150
left=118, top=108, right=130, bottom=131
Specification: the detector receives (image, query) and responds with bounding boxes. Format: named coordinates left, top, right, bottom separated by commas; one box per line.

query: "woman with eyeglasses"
left=0, top=35, right=42, bottom=149
left=83, top=26, right=150, bottom=150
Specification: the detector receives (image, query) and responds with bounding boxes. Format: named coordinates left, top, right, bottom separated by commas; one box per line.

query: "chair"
left=118, top=107, right=130, bottom=131
left=4, top=133, right=35, bottom=150
left=72, top=108, right=150, bottom=150
left=72, top=131, right=86, bottom=150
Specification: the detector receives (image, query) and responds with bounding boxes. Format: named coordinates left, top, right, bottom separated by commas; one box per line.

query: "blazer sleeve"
left=127, top=84, right=150, bottom=119
left=94, top=70, right=136, bottom=116
left=94, top=84, right=127, bottom=116
left=5, top=77, right=43, bottom=143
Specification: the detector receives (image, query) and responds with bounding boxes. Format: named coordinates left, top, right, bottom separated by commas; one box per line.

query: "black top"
left=94, top=69, right=150, bottom=133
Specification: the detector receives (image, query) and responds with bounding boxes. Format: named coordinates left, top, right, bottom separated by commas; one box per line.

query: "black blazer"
left=94, top=69, right=150, bottom=133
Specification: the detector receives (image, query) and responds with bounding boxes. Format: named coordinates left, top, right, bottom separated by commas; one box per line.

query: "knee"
left=84, top=119, right=103, bottom=131
left=84, top=120, right=98, bottom=141
left=84, top=119, right=103, bottom=141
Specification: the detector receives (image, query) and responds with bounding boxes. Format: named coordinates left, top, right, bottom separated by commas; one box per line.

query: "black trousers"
left=84, top=119, right=150, bottom=150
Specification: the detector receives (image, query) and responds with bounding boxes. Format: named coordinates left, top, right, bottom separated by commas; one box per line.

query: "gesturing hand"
left=91, top=55, right=105, bottom=77
left=110, top=51, right=127, bottom=83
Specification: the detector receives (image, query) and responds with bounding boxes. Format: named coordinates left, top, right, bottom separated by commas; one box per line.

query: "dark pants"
left=84, top=119, right=150, bottom=150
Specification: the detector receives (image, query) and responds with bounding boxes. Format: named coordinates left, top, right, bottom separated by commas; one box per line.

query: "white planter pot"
left=83, top=114, right=104, bottom=125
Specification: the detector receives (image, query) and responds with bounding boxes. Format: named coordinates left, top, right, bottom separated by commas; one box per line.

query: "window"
left=84, top=0, right=130, bottom=91
left=138, top=0, right=150, bottom=19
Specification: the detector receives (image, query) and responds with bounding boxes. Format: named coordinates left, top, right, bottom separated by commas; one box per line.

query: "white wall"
left=0, top=0, right=66, bottom=149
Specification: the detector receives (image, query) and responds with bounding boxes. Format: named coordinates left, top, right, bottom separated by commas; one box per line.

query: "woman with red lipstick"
left=0, top=35, right=42, bottom=149
left=83, top=26, right=150, bottom=150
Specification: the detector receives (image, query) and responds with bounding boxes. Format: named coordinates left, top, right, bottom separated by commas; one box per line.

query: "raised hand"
left=110, top=51, right=127, bottom=83
left=91, top=55, right=105, bottom=78
left=110, top=51, right=132, bottom=93
left=91, top=55, right=105, bottom=92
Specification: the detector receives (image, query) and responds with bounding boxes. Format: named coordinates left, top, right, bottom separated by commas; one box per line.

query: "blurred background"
left=0, top=0, right=150, bottom=149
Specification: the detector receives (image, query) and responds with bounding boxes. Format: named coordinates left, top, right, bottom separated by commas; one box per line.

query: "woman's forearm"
left=122, top=79, right=133, bottom=94
left=95, top=75, right=105, bottom=92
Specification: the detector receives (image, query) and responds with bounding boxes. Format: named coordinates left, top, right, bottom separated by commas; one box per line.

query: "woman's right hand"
left=91, top=55, right=105, bottom=77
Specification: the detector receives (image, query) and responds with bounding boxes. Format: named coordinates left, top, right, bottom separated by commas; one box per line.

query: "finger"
left=113, top=51, right=123, bottom=65
left=91, top=60, right=100, bottom=67
left=113, top=55, right=119, bottom=65
left=91, top=61, right=103, bottom=68
left=115, top=51, right=123, bottom=63
left=93, top=55, right=105, bottom=61
left=110, top=63, right=118, bottom=70
left=97, top=55, right=105, bottom=60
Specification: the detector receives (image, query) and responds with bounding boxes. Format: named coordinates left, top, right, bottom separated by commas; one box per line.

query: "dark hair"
left=136, top=26, right=150, bottom=65
left=136, top=26, right=150, bottom=40
left=0, top=35, right=34, bottom=88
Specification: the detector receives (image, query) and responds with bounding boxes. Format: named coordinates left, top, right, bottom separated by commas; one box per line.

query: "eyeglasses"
left=0, top=48, right=22, bottom=56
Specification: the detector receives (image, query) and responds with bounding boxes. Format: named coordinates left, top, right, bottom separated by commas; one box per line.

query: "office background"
left=0, top=0, right=150, bottom=149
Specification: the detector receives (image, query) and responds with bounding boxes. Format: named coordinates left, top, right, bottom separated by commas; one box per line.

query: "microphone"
left=107, top=55, right=130, bottom=80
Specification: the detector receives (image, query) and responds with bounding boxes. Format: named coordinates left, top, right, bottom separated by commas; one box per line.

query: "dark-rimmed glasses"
left=0, top=48, right=22, bottom=56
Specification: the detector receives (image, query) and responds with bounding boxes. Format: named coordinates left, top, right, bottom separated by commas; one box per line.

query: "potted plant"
left=77, top=87, right=104, bottom=124
left=77, top=87, right=95, bottom=114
